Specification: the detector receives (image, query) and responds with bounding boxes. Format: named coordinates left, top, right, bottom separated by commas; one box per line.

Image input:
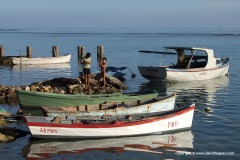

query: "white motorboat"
left=138, top=46, right=229, bottom=82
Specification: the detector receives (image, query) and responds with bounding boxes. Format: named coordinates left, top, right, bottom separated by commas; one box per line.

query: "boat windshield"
left=189, top=49, right=208, bottom=68
left=169, top=48, right=208, bottom=69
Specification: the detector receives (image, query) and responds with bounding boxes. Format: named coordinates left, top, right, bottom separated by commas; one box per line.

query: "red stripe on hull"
left=26, top=106, right=195, bottom=128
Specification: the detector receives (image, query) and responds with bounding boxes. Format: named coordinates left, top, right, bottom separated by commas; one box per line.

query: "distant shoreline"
left=1, top=27, right=240, bottom=35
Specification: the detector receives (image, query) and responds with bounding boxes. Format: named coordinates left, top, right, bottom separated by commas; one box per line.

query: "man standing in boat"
left=176, top=49, right=188, bottom=68
left=82, top=52, right=91, bottom=90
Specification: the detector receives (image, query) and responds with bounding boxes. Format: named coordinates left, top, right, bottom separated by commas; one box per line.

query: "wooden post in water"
left=0, top=45, right=4, bottom=58
left=26, top=46, right=32, bottom=58
left=78, top=46, right=85, bottom=63
left=97, top=45, right=104, bottom=66
left=78, top=46, right=85, bottom=77
left=52, top=46, right=59, bottom=57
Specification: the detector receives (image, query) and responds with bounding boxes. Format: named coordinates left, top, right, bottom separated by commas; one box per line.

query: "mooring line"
left=194, top=108, right=232, bottom=122
left=178, top=95, right=235, bottom=123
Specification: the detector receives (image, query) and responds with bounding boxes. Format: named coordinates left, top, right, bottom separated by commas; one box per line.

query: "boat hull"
left=86, top=66, right=128, bottom=78
left=24, top=105, right=195, bottom=139
left=17, top=90, right=158, bottom=108
left=106, top=67, right=128, bottom=78
left=44, top=93, right=176, bottom=117
left=12, top=54, right=71, bottom=65
left=138, top=63, right=229, bottom=82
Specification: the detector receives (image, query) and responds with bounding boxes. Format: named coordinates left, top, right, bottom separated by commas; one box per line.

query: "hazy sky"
left=1, top=0, right=240, bottom=29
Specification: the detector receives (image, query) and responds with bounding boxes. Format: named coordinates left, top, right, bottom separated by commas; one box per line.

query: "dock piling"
left=0, top=46, right=4, bottom=58
left=97, top=45, right=104, bottom=66
left=52, top=46, right=59, bottom=57
left=78, top=46, right=85, bottom=63
left=26, top=46, right=32, bottom=58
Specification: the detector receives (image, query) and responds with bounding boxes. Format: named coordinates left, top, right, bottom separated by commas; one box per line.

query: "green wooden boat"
left=16, top=90, right=158, bottom=108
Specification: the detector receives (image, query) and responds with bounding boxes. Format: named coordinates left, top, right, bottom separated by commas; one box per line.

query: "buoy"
left=205, top=107, right=212, bottom=112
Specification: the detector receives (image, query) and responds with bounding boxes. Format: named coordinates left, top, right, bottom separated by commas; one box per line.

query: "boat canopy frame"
left=139, top=46, right=216, bottom=69
left=162, top=47, right=209, bottom=69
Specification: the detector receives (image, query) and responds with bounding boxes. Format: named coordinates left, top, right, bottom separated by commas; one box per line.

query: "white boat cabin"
left=138, top=46, right=229, bottom=82
left=164, top=46, right=220, bottom=69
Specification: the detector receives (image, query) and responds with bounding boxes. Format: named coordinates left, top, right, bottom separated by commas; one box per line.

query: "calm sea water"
left=0, top=28, right=240, bottom=159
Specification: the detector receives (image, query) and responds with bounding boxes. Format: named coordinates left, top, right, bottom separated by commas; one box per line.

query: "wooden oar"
left=128, top=68, right=136, bottom=78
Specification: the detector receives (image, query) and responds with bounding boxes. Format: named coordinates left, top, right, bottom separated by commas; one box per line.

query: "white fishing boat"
left=138, top=46, right=230, bottom=82
left=12, top=54, right=71, bottom=65
left=12, top=63, right=71, bottom=71
left=24, top=104, right=195, bottom=139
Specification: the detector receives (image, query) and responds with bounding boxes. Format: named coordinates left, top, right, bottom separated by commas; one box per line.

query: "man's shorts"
left=83, top=68, right=91, bottom=75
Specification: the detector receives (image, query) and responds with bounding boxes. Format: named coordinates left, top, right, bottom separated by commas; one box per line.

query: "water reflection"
left=139, top=76, right=229, bottom=107
left=7, top=63, right=72, bottom=86
left=23, top=130, right=193, bottom=159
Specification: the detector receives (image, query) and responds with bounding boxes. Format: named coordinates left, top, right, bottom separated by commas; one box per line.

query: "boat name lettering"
left=40, top=146, right=57, bottom=153
left=168, top=135, right=177, bottom=143
left=146, top=68, right=158, bottom=72
left=168, top=121, right=178, bottom=128
left=40, top=128, right=58, bottom=133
